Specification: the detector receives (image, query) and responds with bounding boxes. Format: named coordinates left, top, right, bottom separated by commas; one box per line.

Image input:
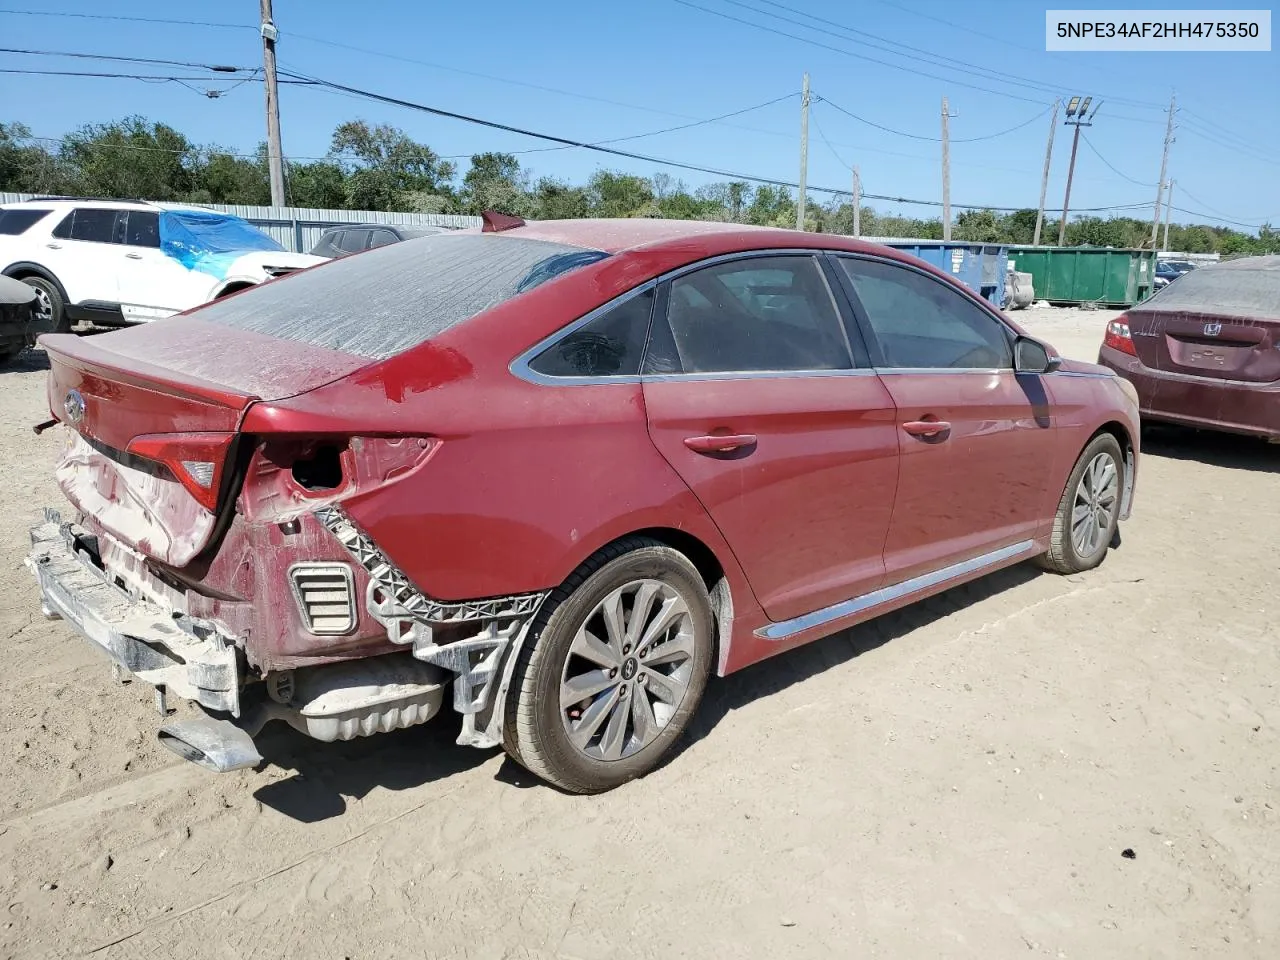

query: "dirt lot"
left=1, top=306, right=1277, bottom=960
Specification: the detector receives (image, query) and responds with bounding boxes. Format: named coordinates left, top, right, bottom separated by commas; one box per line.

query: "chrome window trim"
left=509, top=248, right=860, bottom=387
left=757, top=539, right=1038, bottom=641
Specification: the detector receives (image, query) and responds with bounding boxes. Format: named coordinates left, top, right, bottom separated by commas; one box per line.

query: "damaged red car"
left=27, top=215, right=1140, bottom=793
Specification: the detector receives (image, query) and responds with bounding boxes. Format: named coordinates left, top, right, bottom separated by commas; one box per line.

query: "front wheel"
left=21, top=276, right=69, bottom=334
left=1038, top=433, right=1126, bottom=574
left=503, top=538, right=714, bottom=793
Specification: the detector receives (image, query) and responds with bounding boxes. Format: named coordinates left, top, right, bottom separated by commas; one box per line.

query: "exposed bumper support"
left=26, top=510, right=241, bottom=715
left=316, top=505, right=548, bottom=748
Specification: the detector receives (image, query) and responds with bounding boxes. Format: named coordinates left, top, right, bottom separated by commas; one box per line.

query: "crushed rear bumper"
left=25, top=509, right=242, bottom=714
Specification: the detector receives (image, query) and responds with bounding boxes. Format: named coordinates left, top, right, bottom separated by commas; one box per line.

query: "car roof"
left=496, top=217, right=904, bottom=259
left=2, top=198, right=159, bottom=210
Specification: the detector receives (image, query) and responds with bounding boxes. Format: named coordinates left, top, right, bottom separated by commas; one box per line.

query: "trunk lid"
left=41, top=319, right=369, bottom=566
left=1128, top=257, right=1280, bottom=383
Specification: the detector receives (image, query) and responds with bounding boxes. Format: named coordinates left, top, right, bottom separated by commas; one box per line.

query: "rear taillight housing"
left=1104, top=315, right=1137, bottom=356
left=126, top=432, right=235, bottom=511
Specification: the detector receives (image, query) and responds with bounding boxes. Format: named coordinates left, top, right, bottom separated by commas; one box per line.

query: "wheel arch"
left=1, top=261, right=68, bottom=301
left=214, top=280, right=257, bottom=299
left=574, top=526, right=736, bottom=676
left=1088, top=419, right=1137, bottom=520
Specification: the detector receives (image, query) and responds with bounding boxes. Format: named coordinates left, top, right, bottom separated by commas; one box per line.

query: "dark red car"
left=27, top=216, right=1140, bottom=793
left=1098, top=255, right=1280, bottom=440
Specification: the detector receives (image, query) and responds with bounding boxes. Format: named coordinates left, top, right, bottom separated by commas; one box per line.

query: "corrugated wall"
left=0, top=193, right=482, bottom=252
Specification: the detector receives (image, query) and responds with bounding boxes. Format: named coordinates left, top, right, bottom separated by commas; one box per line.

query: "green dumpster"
left=1006, top=246, right=1156, bottom=306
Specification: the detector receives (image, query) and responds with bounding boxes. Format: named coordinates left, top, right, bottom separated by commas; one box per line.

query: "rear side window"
left=368, top=229, right=399, bottom=248
left=52, top=208, right=123, bottom=244
left=192, top=233, right=604, bottom=360
left=837, top=257, right=1012, bottom=369
left=645, top=255, right=852, bottom=374
left=529, top=287, right=654, bottom=378
left=0, top=209, right=50, bottom=235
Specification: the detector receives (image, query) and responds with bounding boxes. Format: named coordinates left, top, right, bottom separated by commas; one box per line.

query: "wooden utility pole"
left=940, top=97, right=952, bottom=241
left=1151, top=93, right=1176, bottom=248
left=1162, top=180, right=1175, bottom=250
left=797, top=73, right=810, bottom=231
left=1033, top=98, right=1060, bottom=246
left=852, top=165, right=862, bottom=237
left=1058, top=95, right=1097, bottom=246
left=261, top=0, right=286, bottom=207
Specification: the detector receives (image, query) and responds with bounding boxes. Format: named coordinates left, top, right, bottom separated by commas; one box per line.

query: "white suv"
left=0, top=199, right=324, bottom=329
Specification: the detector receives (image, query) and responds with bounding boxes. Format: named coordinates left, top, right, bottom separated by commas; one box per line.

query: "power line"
left=0, top=8, right=253, bottom=29
left=0, top=66, right=301, bottom=92
left=1179, top=118, right=1280, bottom=168
left=1079, top=133, right=1154, bottom=187
left=1171, top=186, right=1271, bottom=229
left=0, top=46, right=250, bottom=73
left=863, top=0, right=1035, bottom=53
left=818, top=95, right=1051, bottom=143
left=668, top=0, right=1051, bottom=105
left=1180, top=109, right=1276, bottom=156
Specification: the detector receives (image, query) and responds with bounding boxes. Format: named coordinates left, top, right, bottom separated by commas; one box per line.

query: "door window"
left=836, top=257, right=1012, bottom=369
left=56, top=208, right=124, bottom=244
left=646, top=255, right=852, bottom=374
left=123, top=211, right=160, bottom=247
left=368, top=229, right=398, bottom=249
left=336, top=229, right=369, bottom=254
left=528, top=287, right=654, bottom=378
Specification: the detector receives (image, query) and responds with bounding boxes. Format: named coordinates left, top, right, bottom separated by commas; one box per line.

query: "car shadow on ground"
left=1142, top=425, right=1278, bottom=473
left=680, top=561, right=1043, bottom=753
left=255, top=562, right=1046, bottom=810
left=251, top=711, right=497, bottom=822
left=4, top=347, right=49, bottom=373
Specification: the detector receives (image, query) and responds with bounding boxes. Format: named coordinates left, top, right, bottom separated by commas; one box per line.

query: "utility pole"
left=1151, top=93, right=1176, bottom=248
left=1058, top=95, right=1098, bottom=246
left=940, top=97, right=952, bottom=241
left=797, top=73, right=810, bottom=231
left=260, top=0, right=286, bottom=207
left=1162, top=180, right=1175, bottom=250
left=852, top=165, right=862, bottom=238
left=1033, top=98, right=1060, bottom=246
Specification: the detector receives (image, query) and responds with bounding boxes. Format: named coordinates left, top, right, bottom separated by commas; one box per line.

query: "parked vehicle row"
left=25, top=215, right=1140, bottom=793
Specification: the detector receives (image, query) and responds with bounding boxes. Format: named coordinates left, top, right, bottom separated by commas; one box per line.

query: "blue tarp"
left=159, top=210, right=283, bottom=280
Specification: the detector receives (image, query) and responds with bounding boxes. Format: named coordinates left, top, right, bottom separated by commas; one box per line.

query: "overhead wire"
left=1079, top=134, right=1155, bottom=187
left=668, top=0, right=1051, bottom=105
left=0, top=8, right=252, bottom=29
left=0, top=46, right=250, bottom=73
left=818, top=94, right=1051, bottom=142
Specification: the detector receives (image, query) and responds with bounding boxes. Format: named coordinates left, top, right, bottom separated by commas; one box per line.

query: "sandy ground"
left=1, top=307, right=1277, bottom=960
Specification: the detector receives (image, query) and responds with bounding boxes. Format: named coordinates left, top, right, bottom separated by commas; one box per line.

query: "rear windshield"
left=1142, top=258, right=1280, bottom=321
left=0, top=209, right=50, bottom=235
left=189, top=232, right=601, bottom=360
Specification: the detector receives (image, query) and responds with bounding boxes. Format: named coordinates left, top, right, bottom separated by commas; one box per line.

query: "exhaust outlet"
left=158, top=716, right=263, bottom=773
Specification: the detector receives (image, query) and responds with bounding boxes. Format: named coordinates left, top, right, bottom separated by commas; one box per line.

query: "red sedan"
left=27, top=216, right=1140, bottom=793
left=1098, top=255, right=1280, bottom=439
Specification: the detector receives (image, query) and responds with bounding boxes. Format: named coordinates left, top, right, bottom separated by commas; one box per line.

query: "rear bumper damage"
left=26, top=506, right=549, bottom=771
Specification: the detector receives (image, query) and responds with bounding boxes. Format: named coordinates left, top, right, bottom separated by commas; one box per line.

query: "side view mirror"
left=1014, top=336, right=1062, bottom=374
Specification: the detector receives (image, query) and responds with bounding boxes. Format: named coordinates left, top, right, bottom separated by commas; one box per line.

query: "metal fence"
left=0, top=193, right=482, bottom=252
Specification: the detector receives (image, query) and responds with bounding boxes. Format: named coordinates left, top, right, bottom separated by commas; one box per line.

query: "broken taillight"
left=1104, top=315, right=1137, bottom=357
left=126, top=433, right=235, bottom=511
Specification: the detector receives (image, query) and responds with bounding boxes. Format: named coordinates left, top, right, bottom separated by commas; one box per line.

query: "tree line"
left=1, top=116, right=1273, bottom=255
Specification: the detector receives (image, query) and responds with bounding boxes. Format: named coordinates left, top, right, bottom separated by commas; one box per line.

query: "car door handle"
left=902, top=420, right=951, bottom=439
left=684, top=434, right=757, bottom=454
left=45, top=243, right=61, bottom=250
left=124, top=252, right=143, bottom=260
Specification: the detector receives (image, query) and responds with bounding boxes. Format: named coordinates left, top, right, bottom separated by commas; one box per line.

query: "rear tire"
left=503, top=537, right=714, bottom=794
left=21, top=276, right=69, bottom=334
left=1038, top=433, right=1125, bottom=574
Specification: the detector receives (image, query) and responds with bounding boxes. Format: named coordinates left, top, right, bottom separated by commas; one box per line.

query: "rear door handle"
left=684, top=434, right=757, bottom=454
left=125, top=252, right=143, bottom=260
left=902, top=420, right=951, bottom=439
left=45, top=243, right=61, bottom=250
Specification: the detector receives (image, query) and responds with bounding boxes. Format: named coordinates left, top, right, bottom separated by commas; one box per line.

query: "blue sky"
left=2, top=0, right=1277, bottom=230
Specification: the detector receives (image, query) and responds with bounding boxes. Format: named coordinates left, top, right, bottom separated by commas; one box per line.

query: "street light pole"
left=1058, top=96, right=1100, bottom=246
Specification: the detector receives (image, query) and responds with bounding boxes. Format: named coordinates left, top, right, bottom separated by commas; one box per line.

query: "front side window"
left=646, top=255, right=852, bottom=374
left=528, top=287, right=654, bottom=378
left=337, top=229, right=369, bottom=253
left=123, top=211, right=160, bottom=248
left=836, top=257, right=1012, bottom=369
left=368, top=229, right=398, bottom=249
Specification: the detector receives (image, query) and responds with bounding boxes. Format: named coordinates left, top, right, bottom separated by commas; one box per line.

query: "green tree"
left=530, top=177, right=590, bottom=219
left=60, top=116, right=195, bottom=200
left=328, top=121, right=456, bottom=211
left=189, top=147, right=270, bottom=205
left=586, top=170, right=655, bottom=217
left=460, top=152, right=531, bottom=216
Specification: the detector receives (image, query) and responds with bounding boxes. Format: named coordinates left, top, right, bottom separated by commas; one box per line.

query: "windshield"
left=159, top=210, right=284, bottom=279
left=188, top=231, right=605, bottom=360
